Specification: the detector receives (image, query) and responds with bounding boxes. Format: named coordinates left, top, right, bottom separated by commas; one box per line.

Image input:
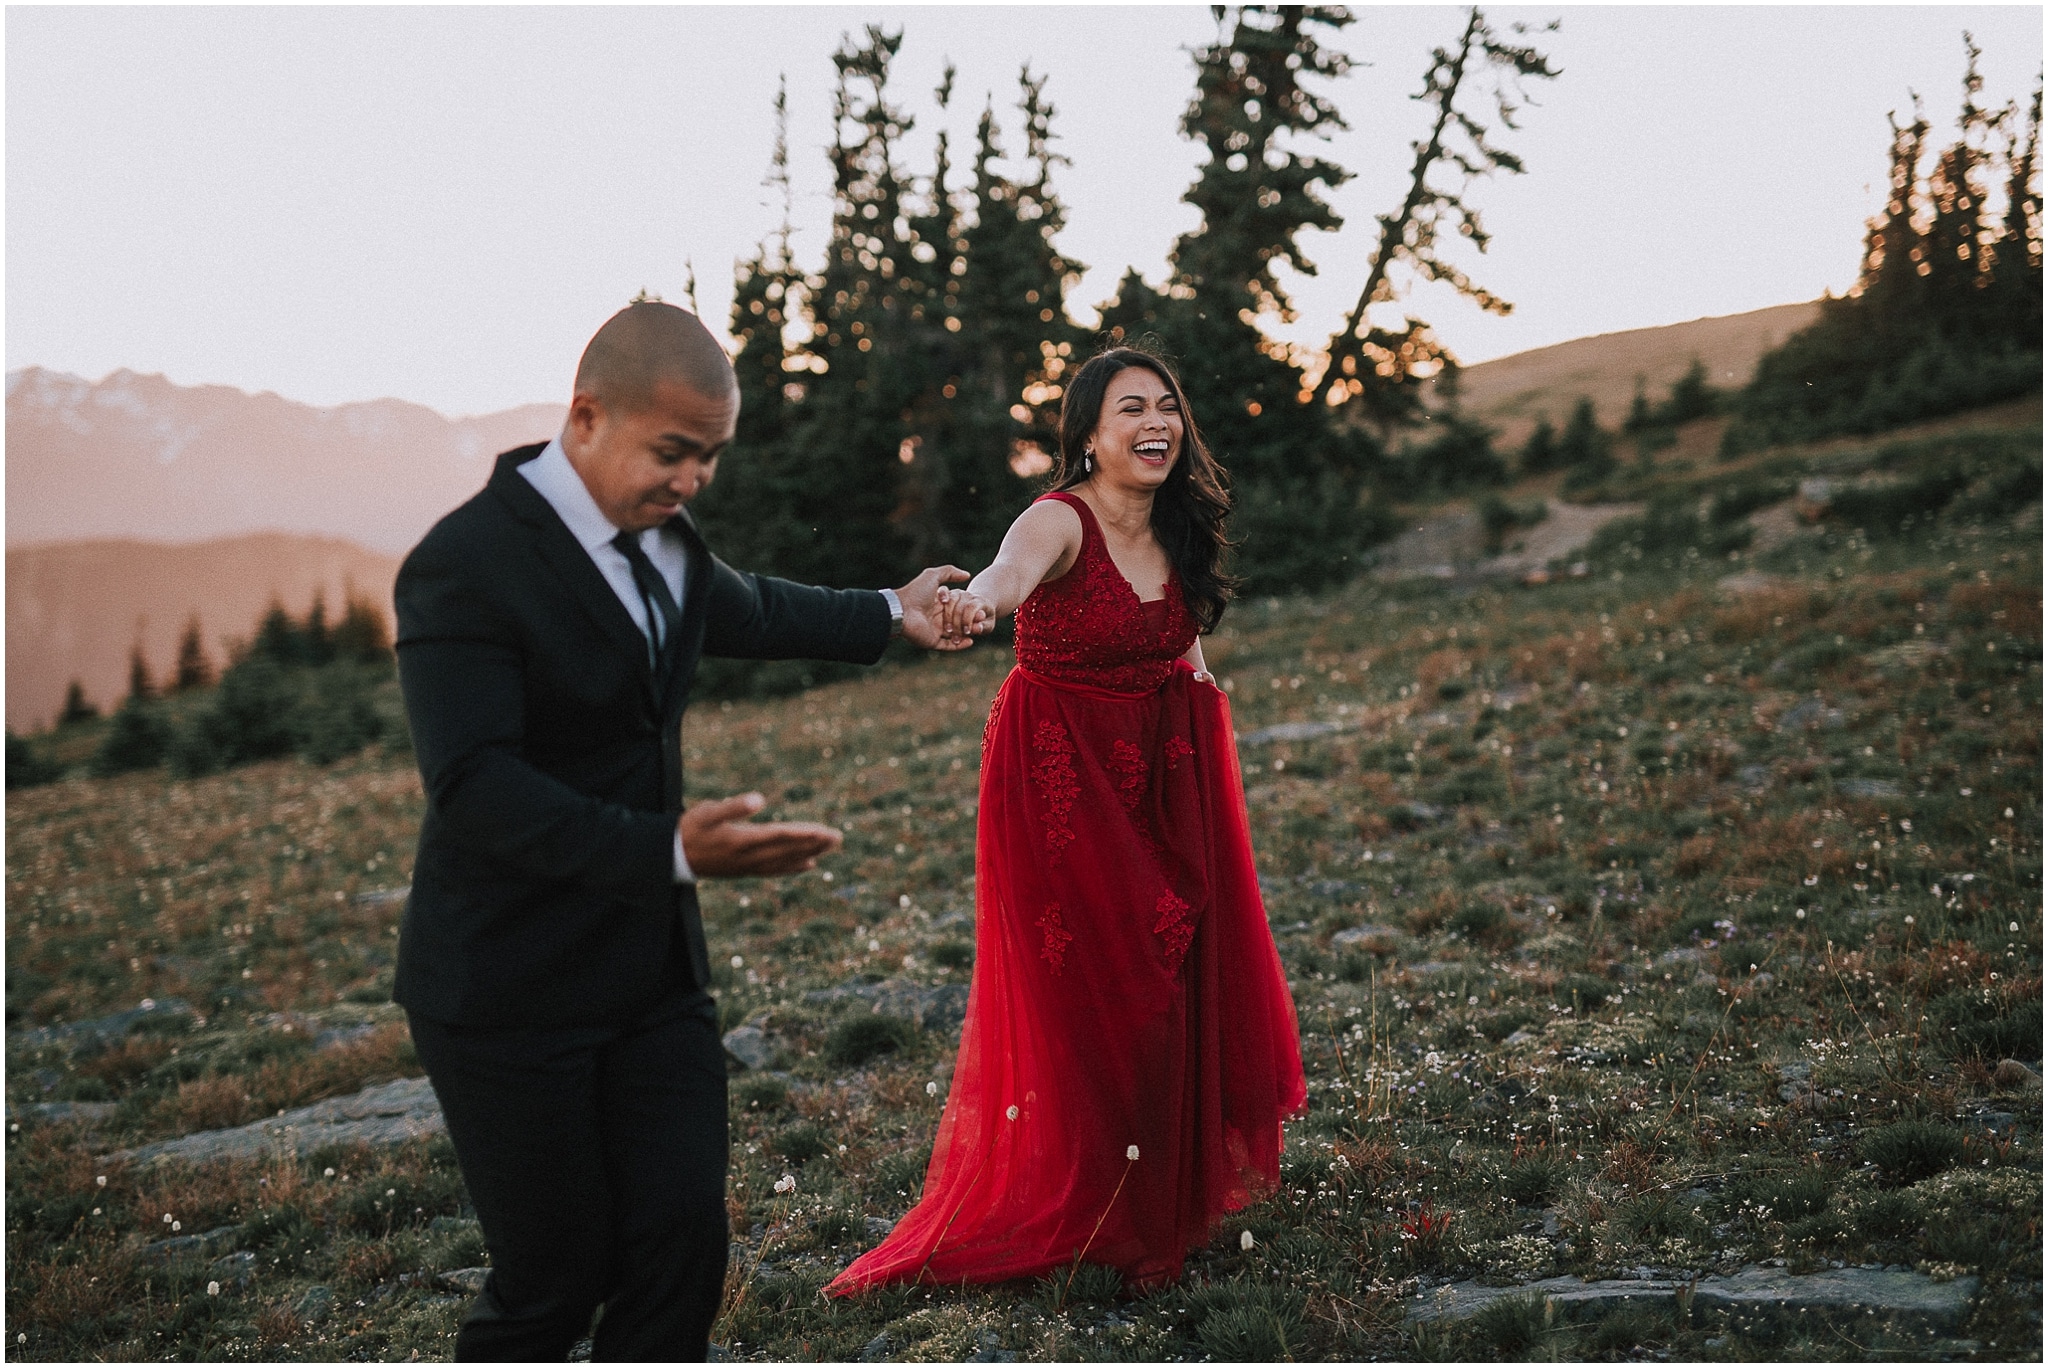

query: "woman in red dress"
left=825, top=347, right=1304, bottom=1294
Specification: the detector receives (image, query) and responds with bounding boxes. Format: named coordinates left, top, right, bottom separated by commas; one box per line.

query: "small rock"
left=722, top=1025, right=782, bottom=1072
left=353, top=886, right=412, bottom=910
left=1504, top=1030, right=1538, bottom=1047
left=438, top=1267, right=489, bottom=1296
left=7, top=1100, right=119, bottom=1129
left=427, top=1215, right=480, bottom=1237
left=136, top=1224, right=241, bottom=1266
left=1240, top=720, right=1345, bottom=746
left=859, top=1331, right=893, bottom=1362
left=1838, top=778, right=1902, bottom=799
left=1331, top=924, right=1401, bottom=949
left=15, top=998, right=197, bottom=1054
left=863, top=1216, right=896, bottom=1239
left=1992, top=1059, right=2041, bottom=1090
left=569, top=1337, right=594, bottom=1362
left=209, top=1250, right=258, bottom=1291
left=1737, top=764, right=1771, bottom=790
left=293, top=1284, right=334, bottom=1326
left=1776, top=697, right=1846, bottom=733
left=969, top=1328, right=1019, bottom=1362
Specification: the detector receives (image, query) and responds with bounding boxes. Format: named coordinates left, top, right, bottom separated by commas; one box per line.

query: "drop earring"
left=1083, top=447, right=1094, bottom=473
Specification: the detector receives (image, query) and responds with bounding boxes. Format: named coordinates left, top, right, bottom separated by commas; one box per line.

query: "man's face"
left=563, top=378, right=736, bottom=531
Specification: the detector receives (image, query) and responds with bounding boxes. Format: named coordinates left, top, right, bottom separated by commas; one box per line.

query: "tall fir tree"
left=944, top=68, right=1087, bottom=568
left=1315, top=6, right=1558, bottom=417
left=174, top=614, right=214, bottom=692
left=773, top=26, right=930, bottom=588
left=695, top=76, right=813, bottom=573
left=127, top=640, right=155, bottom=702
left=1157, top=5, right=1376, bottom=593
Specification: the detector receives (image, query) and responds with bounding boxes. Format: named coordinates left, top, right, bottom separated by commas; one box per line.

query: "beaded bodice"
left=1014, top=492, right=1199, bottom=693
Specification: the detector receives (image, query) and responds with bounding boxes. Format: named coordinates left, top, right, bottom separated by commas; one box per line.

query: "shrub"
left=1467, top=1292, right=1553, bottom=1356
left=297, top=665, right=387, bottom=765
left=6, top=729, right=62, bottom=789
left=774, top=1122, right=835, bottom=1166
left=1927, top=989, right=2039, bottom=1061
left=732, top=1075, right=790, bottom=1113
left=929, top=940, right=974, bottom=970
left=1478, top=494, right=1548, bottom=554
left=1186, top=1277, right=1307, bottom=1362
left=177, top=656, right=302, bottom=774
left=1860, top=1121, right=1963, bottom=1186
left=1503, top=1152, right=1561, bottom=1206
left=824, top=1013, right=918, bottom=1067
left=90, top=698, right=172, bottom=776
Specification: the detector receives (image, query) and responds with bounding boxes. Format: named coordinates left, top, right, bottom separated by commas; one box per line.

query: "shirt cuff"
left=673, top=830, right=696, bottom=884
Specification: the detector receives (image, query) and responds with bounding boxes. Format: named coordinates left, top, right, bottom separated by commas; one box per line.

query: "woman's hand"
left=940, top=589, right=997, bottom=641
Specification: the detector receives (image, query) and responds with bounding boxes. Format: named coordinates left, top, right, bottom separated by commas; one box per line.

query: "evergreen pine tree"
left=1654, top=360, right=1720, bottom=426
left=945, top=68, right=1087, bottom=568
left=252, top=600, right=304, bottom=666
left=1159, top=5, right=1377, bottom=593
left=127, top=641, right=155, bottom=702
left=771, top=26, right=927, bottom=588
left=1554, top=396, right=1614, bottom=484
left=58, top=680, right=98, bottom=727
left=174, top=614, right=214, bottom=692
left=1316, top=7, right=1559, bottom=413
left=1992, top=75, right=2043, bottom=338
left=1518, top=414, right=1559, bottom=474
left=332, top=591, right=394, bottom=663
left=304, top=591, right=335, bottom=667
left=694, top=76, right=814, bottom=573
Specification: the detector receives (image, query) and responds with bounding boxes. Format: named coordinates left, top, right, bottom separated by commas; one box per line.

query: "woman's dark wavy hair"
left=1049, top=345, right=1237, bottom=632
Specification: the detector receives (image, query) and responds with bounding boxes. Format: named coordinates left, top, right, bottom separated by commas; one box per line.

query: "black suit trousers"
left=407, top=984, right=728, bottom=1362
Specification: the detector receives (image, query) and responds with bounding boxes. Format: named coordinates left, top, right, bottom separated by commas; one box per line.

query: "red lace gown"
left=825, top=492, right=1306, bottom=1293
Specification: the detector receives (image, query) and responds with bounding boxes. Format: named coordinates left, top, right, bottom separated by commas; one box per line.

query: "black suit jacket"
left=393, top=443, right=891, bottom=1030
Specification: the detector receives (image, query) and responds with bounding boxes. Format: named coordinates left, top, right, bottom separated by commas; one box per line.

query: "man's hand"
left=680, top=793, right=842, bottom=878
left=893, top=566, right=975, bottom=650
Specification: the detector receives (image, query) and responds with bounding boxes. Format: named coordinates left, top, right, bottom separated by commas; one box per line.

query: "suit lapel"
left=659, top=509, right=712, bottom=716
left=489, top=448, right=660, bottom=710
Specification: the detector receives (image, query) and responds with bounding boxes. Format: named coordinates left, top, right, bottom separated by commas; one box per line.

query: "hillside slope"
left=1454, top=300, right=1822, bottom=447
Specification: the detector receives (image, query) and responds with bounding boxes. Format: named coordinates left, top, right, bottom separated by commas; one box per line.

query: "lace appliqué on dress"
left=1152, top=890, right=1195, bottom=973
left=1037, top=903, right=1073, bottom=974
left=1164, top=735, right=1194, bottom=770
left=1108, top=739, right=1149, bottom=815
left=1030, top=720, right=1078, bottom=863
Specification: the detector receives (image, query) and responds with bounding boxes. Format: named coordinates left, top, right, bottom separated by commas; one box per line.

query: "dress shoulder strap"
left=1035, top=489, right=1103, bottom=544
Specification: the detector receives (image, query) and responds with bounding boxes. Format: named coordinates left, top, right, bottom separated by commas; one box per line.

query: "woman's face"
left=1086, top=367, right=1184, bottom=492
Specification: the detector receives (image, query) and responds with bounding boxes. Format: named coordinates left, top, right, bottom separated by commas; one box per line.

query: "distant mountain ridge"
left=6, top=367, right=563, bottom=554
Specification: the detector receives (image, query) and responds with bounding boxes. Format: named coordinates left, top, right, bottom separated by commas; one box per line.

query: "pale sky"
left=7, top=5, right=2042, bottom=417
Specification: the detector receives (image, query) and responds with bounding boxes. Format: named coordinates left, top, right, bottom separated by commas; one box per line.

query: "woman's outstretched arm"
left=942, top=499, right=1083, bottom=638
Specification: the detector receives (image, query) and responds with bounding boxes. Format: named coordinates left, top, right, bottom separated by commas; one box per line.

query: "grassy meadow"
left=6, top=407, right=2042, bottom=1361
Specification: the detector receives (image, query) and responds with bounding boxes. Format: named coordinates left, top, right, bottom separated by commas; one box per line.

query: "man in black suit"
left=393, top=302, right=967, bottom=1361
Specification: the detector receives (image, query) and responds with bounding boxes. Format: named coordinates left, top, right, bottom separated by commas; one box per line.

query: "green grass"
left=6, top=413, right=2041, bottom=1360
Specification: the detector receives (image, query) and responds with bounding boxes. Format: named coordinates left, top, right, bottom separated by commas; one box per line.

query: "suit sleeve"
left=700, top=556, right=893, bottom=664
left=395, top=537, right=674, bottom=899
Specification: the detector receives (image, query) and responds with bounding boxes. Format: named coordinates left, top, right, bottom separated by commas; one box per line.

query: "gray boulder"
left=102, top=1076, right=443, bottom=1169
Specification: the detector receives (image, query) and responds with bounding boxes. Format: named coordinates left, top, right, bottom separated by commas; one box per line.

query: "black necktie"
left=612, top=529, right=682, bottom=679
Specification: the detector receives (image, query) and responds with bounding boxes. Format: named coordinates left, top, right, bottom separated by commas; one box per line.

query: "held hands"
left=680, top=792, right=842, bottom=878
left=934, top=587, right=997, bottom=644
left=892, top=566, right=976, bottom=651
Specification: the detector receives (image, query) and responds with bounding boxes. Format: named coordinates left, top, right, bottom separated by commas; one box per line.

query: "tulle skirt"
left=825, top=661, right=1304, bottom=1292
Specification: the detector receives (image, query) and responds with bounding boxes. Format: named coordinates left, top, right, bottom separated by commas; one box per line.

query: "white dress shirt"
left=520, top=436, right=697, bottom=884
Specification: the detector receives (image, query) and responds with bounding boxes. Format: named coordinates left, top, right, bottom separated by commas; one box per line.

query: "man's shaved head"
left=574, top=301, right=736, bottom=413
